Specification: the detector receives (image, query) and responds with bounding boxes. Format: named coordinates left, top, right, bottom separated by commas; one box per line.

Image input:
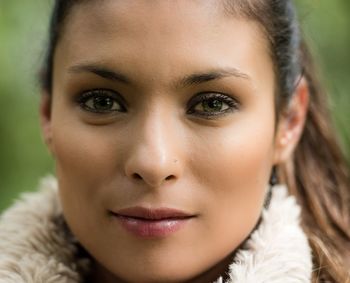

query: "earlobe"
left=273, top=77, right=309, bottom=164
left=39, top=93, right=55, bottom=156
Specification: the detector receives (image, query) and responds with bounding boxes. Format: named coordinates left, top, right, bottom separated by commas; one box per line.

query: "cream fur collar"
left=0, top=177, right=312, bottom=283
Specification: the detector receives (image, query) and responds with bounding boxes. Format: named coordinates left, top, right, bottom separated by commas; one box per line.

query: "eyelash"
left=187, top=92, right=240, bottom=118
left=76, top=89, right=240, bottom=118
left=76, top=89, right=127, bottom=113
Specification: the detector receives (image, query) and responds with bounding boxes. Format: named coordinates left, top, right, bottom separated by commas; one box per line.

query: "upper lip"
left=111, top=207, right=195, bottom=220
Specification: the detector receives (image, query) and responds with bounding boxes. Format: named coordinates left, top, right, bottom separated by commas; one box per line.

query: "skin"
left=40, top=1, right=309, bottom=282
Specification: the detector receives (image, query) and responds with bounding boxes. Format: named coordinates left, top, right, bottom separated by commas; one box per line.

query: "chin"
left=107, top=269, right=196, bottom=283
left=102, top=260, right=214, bottom=283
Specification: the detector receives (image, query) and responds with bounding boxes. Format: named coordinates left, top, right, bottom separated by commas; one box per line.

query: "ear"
left=273, top=77, right=309, bottom=164
left=39, top=92, right=55, bottom=156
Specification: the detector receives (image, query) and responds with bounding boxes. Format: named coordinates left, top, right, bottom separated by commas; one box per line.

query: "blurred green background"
left=0, top=1, right=349, bottom=213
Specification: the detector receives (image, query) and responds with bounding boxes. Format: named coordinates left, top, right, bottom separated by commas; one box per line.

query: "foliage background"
left=0, top=1, right=349, bottom=212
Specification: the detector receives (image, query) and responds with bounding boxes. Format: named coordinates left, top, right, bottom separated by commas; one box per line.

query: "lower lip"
left=112, top=214, right=191, bottom=238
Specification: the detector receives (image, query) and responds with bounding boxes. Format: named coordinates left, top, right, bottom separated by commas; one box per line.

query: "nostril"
left=132, top=173, right=143, bottom=180
left=131, top=173, right=175, bottom=183
left=165, top=175, right=175, bottom=181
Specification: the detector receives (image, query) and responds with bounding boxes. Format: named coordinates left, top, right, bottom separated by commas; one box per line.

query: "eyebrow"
left=179, top=68, right=250, bottom=88
left=69, top=64, right=131, bottom=84
left=68, top=63, right=251, bottom=87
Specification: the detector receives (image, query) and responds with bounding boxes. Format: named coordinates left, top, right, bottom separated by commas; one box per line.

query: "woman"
left=0, top=0, right=349, bottom=282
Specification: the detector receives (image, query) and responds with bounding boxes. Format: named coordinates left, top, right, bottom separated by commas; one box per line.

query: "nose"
left=124, top=111, right=183, bottom=188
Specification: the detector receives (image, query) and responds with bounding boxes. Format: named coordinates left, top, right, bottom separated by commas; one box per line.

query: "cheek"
left=188, top=110, right=276, bottom=256
left=53, top=125, right=116, bottom=181
left=49, top=104, right=127, bottom=227
left=50, top=95, right=125, bottom=187
left=191, top=113, right=275, bottom=192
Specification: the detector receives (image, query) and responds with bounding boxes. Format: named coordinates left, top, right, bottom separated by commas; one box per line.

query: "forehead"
left=55, top=0, right=273, bottom=91
left=60, top=0, right=267, bottom=51
left=66, top=0, right=226, bottom=34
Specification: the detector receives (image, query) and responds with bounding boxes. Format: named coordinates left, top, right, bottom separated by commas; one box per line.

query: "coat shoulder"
left=0, top=176, right=90, bottom=283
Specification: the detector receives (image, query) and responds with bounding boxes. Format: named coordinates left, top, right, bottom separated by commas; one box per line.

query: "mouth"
left=109, top=207, right=196, bottom=238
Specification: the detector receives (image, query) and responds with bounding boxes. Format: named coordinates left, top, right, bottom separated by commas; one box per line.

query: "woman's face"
left=43, top=1, right=282, bottom=282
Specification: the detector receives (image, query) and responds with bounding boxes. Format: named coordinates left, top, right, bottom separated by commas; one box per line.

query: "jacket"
left=0, top=176, right=312, bottom=282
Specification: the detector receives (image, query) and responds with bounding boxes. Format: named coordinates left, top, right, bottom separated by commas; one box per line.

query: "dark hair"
left=41, top=0, right=75, bottom=93
left=41, top=1, right=350, bottom=282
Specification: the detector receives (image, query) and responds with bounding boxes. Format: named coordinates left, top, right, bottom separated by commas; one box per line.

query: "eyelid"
left=186, top=92, right=240, bottom=116
left=76, top=88, right=128, bottom=113
left=76, top=88, right=125, bottom=103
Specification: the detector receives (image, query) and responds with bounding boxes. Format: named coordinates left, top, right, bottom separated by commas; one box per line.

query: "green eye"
left=187, top=92, right=239, bottom=117
left=195, top=98, right=229, bottom=113
left=78, top=90, right=126, bottom=113
left=85, top=96, right=119, bottom=112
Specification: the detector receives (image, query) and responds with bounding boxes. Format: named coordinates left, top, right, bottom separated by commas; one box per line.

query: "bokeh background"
left=0, top=1, right=349, bottom=213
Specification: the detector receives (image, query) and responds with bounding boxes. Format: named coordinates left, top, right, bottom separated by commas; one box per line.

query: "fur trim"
left=0, top=177, right=312, bottom=282
left=0, top=176, right=90, bottom=283
left=217, top=185, right=313, bottom=282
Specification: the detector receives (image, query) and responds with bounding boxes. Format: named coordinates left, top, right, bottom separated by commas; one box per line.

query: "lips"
left=110, top=207, right=195, bottom=238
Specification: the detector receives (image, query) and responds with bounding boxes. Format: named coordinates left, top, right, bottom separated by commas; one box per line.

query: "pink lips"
left=110, top=207, right=195, bottom=238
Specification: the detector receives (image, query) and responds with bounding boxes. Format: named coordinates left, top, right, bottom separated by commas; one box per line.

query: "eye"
left=77, top=89, right=126, bottom=113
left=187, top=92, right=240, bottom=118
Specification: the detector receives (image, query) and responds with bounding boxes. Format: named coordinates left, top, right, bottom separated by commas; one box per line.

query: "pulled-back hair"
left=41, top=1, right=350, bottom=282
